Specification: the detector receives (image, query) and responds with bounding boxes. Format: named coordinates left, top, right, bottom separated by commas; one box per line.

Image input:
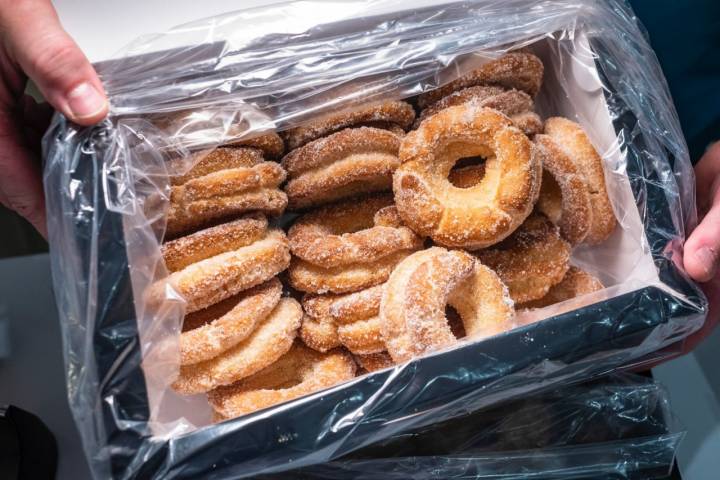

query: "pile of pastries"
left=158, top=52, right=616, bottom=421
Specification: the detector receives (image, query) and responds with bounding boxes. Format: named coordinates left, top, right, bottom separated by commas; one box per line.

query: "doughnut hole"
left=446, top=306, right=468, bottom=338
left=449, top=156, right=487, bottom=189
left=182, top=295, right=239, bottom=331
left=536, top=170, right=562, bottom=224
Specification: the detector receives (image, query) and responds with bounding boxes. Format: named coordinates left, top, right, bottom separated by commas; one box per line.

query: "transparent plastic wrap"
left=42, top=1, right=704, bottom=478
left=275, top=374, right=682, bottom=479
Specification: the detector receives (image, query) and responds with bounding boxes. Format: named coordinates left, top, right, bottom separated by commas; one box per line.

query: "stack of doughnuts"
left=160, top=52, right=617, bottom=421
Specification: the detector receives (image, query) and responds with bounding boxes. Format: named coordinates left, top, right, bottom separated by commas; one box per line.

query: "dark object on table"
left=0, top=404, right=58, bottom=479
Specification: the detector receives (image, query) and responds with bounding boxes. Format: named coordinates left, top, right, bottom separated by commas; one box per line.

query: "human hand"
left=681, top=141, right=720, bottom=352
left=0, top=0, right=108, bottom=237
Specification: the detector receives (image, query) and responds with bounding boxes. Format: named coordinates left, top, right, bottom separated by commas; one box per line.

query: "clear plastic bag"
left=42, top=1, right=704, bottom=478
left=275, top=374, right=682, bottom=479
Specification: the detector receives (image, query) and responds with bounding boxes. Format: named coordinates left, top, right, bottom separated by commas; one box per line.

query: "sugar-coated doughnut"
left=520, top=267, right=603, bottom=309
left=172, top=298, right=302, bottom=394
left=355, top=352, right=395, bottom=373
left=208, top=343, right=356, bottom=420
left=381, top=247, right=515, bottom=363
left=394, top=105, right=541, bottom=249
left=475, top=213, right=571, bottom=303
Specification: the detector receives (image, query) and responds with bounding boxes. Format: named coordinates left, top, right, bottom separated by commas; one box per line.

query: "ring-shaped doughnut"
left=520, top=267, right=603, bottom=309
left=355, top=352, right=394, bottom=373
left=299, top=314, right=341, bottom=353
left=302, top=284, right=384, bottom=326
left=394, top=105, right=541, bottom=249
left=180, top=278, right=282, bottom=365
left=475, top=213, right=571, bottom=304
left=543, top=117, right=616, bottom=244
left=282, top=127, right=402, bottom=210
left=534, top=134, right=593, bottom=245
left=282, top=101, right=415, bottom=150
left=288, top=195, right=422, bottom=269
left=164, top=229, right=290, bottom=313
left=417, top=52, right=544, bottom=108
left=162, top=213, right=267, bottom=272
left=416, top=86, right=542, bottom=136
left=229, top=132, right=285, bottom=159
left=172, top=298, right=302, bottom=394
left=381, top=247, right=515, bottom=363
left=208, top=343, right=356, bottom=420
left=288, top=249, right=414, bottom=294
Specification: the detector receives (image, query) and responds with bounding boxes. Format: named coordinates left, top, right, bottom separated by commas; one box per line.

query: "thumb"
left=685, top=199, right=720, bottom=283
left=0, top=0, right=108, bottom=125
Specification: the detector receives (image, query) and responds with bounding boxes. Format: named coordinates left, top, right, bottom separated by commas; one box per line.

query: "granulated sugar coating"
left=394, top=105, right=541, bottom=249
left=179, top=278, right=282, bottom=365
left=303, top=283, right=384, bottom=325
left=417, top=52, right=544, bottom=108
left=288, top=195, right=422, bottom=269
left=380, top=247, right=515, bottom=363
left=208, top=343, right=356, bottom=420
left=299, top=313, right=341, bottom=352
left=520, top=267, right=604, bottom=310
left=476, top=213, right=571, bottom=304
left=165, top=229, right=290, bottom=313
left=415, top=86, right=542, bottom=137
left=281, top=100, right=415, bottom=150
left=282, top=127, right=403, bottom=210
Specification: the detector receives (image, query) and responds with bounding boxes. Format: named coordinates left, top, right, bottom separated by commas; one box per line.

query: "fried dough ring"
left=288, top=196, right=422, bottom=269
left=394, top=105, right=541, bottom=249
left=416, top=86, right=542, bottom=136
left=162, top=213, right=267, bottom=272
left=180, top=279, right=282, bottom=365
left=208, top=343, right=356, bottom=419
left=165, top=229, right=290, bottom=313
left=299, top=314, right=340, bottom=352
left=168, top=147, right=264, bottom=186
left=228, top=132, right=285, bottom=159
left=417, top=52, right=544, bottom=109
left=543, top=117, right=616, bottom=244
left=355, top=352, right=394, bottom=373
left=381, top=247, right=515, bottom=363
left=534, top=134, right=593, bottom=245
left=301, top=284, right=386, bottom=354
left=303, top=284, right=384, bottom=326
left=172, top=298, right=302, bottom=394
left=168, top=157, right=287, bottom=237
left=475, top=213, right=570, bottom=304
left=520, top=267, right=604, bottom=309
left=282, top=101, right=415, bottom=150
left=282, top=127, right=402, bottom=210
left=288, top=249, right=414, bottom=294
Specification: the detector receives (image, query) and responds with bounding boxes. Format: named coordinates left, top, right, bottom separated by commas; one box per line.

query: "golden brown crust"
left=168, top=148, right=264, bottom=186
left=534, top=134, right=593, bottom=245
left=417, top=52, right=544, bottom=108
left=227, top=132, right=285, bottom=159
left=282, top=127, right=402, bottom=210
left=163, top=229, right=290, bottom=313
left=172, top=298, right=302, bottom=394
left=299, top=314, right=340, bottom=352
left=302, top=284, right=384, bottom=326
left=543, top=117, right=616, bottom=244
left=288, top=249, right=414, bottom=294
left=336, top=316, right=385, bottom=354
left=208, top=343, right=356, bottom=419
left=162, top=213, right=268, bottom=272
left=180, top=279, right=282, bottom=365
left=520, top=267, right=604, bottom=309
left=394, top=105, right=541, bottom=249
left=288, top=195, right=422, bottom=269
left=475, top=213, right=571, bottom=304
left=355, top=352, right=394, bottom=372
left=416, top=86, right=542, bottom=136
left=381, top=247, right=515, bottom=363
left=282, top=101, right=415, bottom=150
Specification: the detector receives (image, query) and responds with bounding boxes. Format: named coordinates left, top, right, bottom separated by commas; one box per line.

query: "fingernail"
left=695, top=246, right=718, bottom=278
left=66, top=83, right=107, bottom=120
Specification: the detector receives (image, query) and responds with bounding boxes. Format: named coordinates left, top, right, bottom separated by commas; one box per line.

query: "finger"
left=694, top=141, right=720, bottom=215
left=684, top=192, right=720, bottom=282
left=0, top=0, right=108, bottom=125
left=0, top=112, right=47, bottom=237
